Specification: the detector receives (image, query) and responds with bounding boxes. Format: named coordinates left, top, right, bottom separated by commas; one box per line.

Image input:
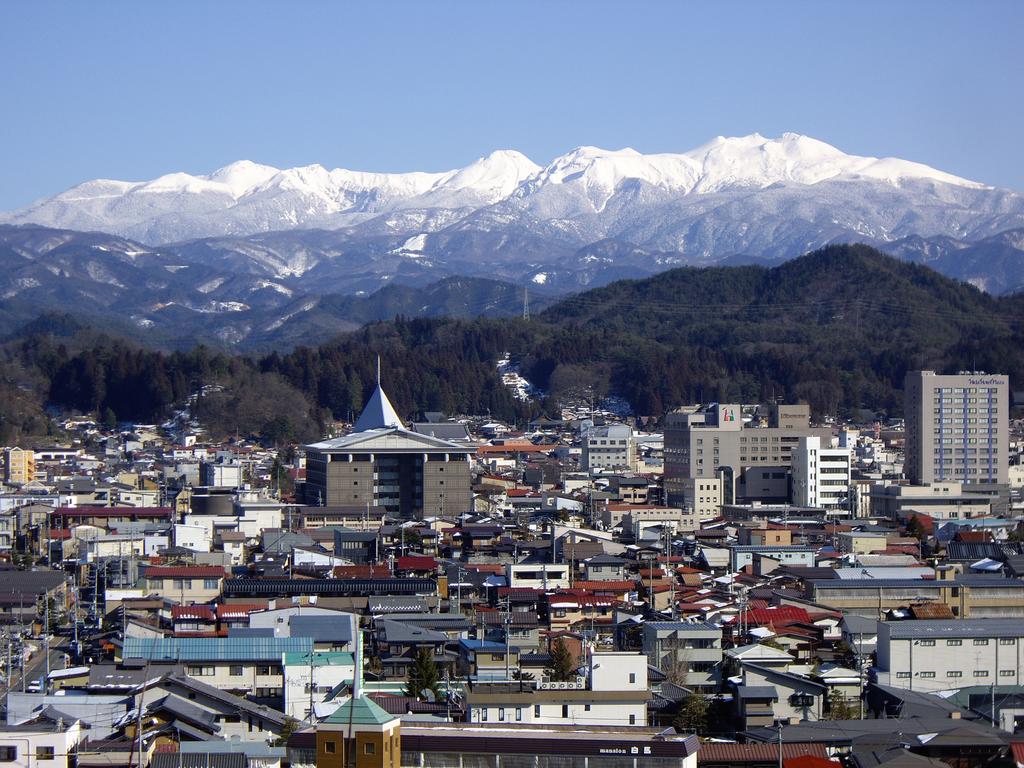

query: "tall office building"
left=303, top=380, right=473, bottom=519
left=904, top=370, right=1009, bottom=485
left=664, top=403, right=832, bottom=507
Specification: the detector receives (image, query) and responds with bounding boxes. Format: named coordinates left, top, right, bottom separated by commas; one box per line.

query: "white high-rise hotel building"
left=904, top=371, right=1009, bottom=486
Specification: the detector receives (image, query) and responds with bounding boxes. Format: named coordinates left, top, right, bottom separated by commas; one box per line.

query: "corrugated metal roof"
left=223, top=577, right=434, bottom=596
left=883, top=618, right=1024, bottom=639
left=123, top=636, right=312, bottom=661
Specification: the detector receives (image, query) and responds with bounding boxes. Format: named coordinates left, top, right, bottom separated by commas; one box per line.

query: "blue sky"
left=0, top=1, right=1021, bottom=209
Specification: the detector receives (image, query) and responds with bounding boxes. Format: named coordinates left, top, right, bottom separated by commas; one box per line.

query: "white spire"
left=352, top=618, right=363, bottom=699
left=352, top=358, right=404, bottom=432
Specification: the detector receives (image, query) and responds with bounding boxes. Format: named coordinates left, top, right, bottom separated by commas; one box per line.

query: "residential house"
left=642, top=622, right=723, bottom=692
left=143, top=566, right=225, bottom=605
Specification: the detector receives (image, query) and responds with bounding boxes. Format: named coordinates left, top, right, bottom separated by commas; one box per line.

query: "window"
left=324, top=741, right=336, bottom=754
left=481, top=708, right=488, bottom=721
left=629, top=714, right=636, bottom=725
left=516, top=707, right=522, bottom=722
left=562, top=705, right=569, bottom=718
left=947, top=671, right=962, bottom=678
left=491, top=654, right=504, bottom=662
left=976, top=670, right=990, bottom=677
left=204, top=579, right=219, bottom=590
left=0, top=747, right=17, bottom=762
left=498, top=708, right=505, bottom=722
left=896, top=672, right=911, bottom=679
left=584, top=704, right=591, bottom=712
left=947, top=639, right=962, bottom=646
left=628, top=672, right=636, bottom=683
left=1000, top=638, right=1015, bottom=645
left=973, top=639, right=989, bottom=646
left=920, top=671, right=936, bottom=678
left=173, top=579, right=186, bottom=590
left=364, top=744, right=375, bottom=755
left=534, top=705, right=541, bottom=717
left=1000, top=670, right=1015, bottom=677
left=36, top=747, right=55, bottom=761
left=918, top=640, right=935, bottom=647
left=229, top=665, right=243, bottom=676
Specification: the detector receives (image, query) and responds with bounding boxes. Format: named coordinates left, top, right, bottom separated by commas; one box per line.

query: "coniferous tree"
left=545, top=638, right=577, bottom=682
left=405, top=646, right=441, bottom=700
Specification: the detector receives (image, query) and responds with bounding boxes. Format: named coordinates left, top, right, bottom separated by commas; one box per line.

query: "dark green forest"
left=2, top=245, right=1022, bottom=444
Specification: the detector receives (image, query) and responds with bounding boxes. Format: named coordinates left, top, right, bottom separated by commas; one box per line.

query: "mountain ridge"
left=3, top=133, right=1006, bottom=246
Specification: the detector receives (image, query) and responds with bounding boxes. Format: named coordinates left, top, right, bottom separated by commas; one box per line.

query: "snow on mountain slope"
left=1, top=134, right=995, bottom=245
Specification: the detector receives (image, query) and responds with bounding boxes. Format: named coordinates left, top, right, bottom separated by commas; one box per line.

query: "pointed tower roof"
left=322, top=694, right=396, bottom=726
left=352, top=357, right=404, bottom=432
left=353, top=385, right=404, bottom=432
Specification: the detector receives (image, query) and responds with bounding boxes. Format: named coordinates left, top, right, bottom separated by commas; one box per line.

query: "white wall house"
left=466, top=652, right=650, bottom=727
left=282, top=651, right=356, bottom=721
left=0, top=719, right=83, bottom=768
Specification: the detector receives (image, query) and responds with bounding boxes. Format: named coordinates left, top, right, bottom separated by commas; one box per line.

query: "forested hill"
left=2, top=244, right=1022, bottom=444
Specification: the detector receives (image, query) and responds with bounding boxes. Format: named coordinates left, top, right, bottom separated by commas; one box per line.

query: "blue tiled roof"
left=123, top=636, right=313, bottom=662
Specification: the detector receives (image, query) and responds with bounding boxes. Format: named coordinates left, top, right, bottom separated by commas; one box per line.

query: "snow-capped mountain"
left=4, top=133, right=1024, bottom=350
left=5, top=133, right=1015, bottom=248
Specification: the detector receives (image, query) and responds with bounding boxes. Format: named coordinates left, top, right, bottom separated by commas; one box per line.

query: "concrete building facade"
left=791, top=436, right=851, bottom=512
left=582, top=424, right=635, bottom=473
left=304, top=383, right=472, bottom=519
left=664, top=403, right=831, bottom=507
left=904, top=370, right=1009, bottom=486
left=875, top=618, right=1024, bottom=691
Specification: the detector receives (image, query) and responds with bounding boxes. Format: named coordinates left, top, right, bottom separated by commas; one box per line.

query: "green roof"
left=283, top=652, right=355, bottom=667
left=323, top=695, right=396, bottom=726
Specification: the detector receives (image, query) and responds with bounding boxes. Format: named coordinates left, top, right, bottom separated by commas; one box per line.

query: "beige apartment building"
left=3, top=447, right=36, bottom=485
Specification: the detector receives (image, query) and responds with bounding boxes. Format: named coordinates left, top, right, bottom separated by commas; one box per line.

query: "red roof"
left=333, top=565, right=392, bottom=579
left=395, top=556, right=438, bottom=571
left=465, top=564, right=504, bottom=574
left=785, top=757, right=842, bottom=768
left=1010, top=741, right=1024, bottom=768
left=745, top=606, right=811, bottom=626
left=51, top=507, right=172, bottom=518
left=145, top=566, right=226, bottom=578
left=171, top=605, right=215, bottom=620
left=217, top=603, right=265, bottom=619
left=570, top=580, right=636, bottom=592
left=698, top=743, right=829, bottom=764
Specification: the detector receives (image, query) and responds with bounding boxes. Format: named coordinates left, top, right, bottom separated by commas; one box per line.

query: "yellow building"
left=4, top=447, right=36, bottom=485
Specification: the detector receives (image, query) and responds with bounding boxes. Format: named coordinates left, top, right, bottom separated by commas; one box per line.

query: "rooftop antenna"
left=376, top=355, right=381, bottom=387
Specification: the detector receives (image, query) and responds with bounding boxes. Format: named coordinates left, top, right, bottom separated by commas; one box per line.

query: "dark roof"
left=223, top=578, right=435, bottom=597
left=0, top=569, right=67, bottom=596
left=288, top=615, right=354, bottom=643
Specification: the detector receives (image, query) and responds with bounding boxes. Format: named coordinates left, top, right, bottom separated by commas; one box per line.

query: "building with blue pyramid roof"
left=303, top=362, right=473, bottom=519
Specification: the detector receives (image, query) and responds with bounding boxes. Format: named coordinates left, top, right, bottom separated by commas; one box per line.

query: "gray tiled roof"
left=881, top=618, right=1024, bottom=639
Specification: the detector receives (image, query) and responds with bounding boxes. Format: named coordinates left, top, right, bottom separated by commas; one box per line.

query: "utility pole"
left=504, top=592, right=511, bottom=681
